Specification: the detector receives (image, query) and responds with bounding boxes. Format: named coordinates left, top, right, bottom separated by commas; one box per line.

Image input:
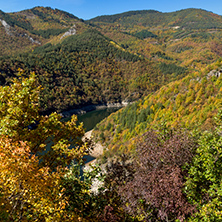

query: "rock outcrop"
left=60, top=24, right=76, bottom=39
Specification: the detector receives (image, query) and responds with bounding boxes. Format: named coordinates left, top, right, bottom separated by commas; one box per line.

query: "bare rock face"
left=207, top=69, right=222, bottom=79
left=0, top=19, right=13, bottom=36
left=0, top=19, right=41, bottom=44
left=83, top=130, right=104, bottom=158
left=60, top=24, right=76, bottom=39
left=23, top=33, right=41, bottom=45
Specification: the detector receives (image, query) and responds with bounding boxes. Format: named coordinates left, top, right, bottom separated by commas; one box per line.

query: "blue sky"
left=1, top=0, right=222, bottom=20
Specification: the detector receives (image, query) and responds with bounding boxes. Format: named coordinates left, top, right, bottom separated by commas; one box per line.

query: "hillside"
left=2, top=6, right=222, bottom=221
left=89, top=8, right=222, bottom=30
left=1, top=7, right=222, bottom=114
left=93, top=59, right=222, bottom=156
left=0, top=7, right=87, bottom=56
left=0, top=28, right=178, bottom=113
left=89, top=8, right=222, bottom=71
left=0, top=8, right=192, bottom=113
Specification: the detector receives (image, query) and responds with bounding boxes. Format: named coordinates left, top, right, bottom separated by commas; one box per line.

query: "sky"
left=1, top=0, right=222, bottom=20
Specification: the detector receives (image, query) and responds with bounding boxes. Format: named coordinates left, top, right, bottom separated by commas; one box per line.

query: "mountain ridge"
left=1, top=6, right=222, bottom=220
left=1, top=6, right=222, bottom=114
left=88, top=8, right=222, bottom=30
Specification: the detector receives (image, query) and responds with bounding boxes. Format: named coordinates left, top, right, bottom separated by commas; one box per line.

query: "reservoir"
left=63, top=107, right=120, bottom=132
left=76, top=107, right=120, bottom=132
left=43, top=108, right=120, bottom=162
left=65, top=107, right=120, bottom=163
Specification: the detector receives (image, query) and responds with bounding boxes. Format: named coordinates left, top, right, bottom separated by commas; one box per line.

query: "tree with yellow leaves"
left=0, top=71, right=89, bottom=221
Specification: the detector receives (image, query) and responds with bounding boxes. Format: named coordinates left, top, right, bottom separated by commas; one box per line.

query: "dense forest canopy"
left=0, top=17, right=189, bottom=113
left=89, top=8, right=222, bottom=29
left=1, top=6, right=222, bottom=221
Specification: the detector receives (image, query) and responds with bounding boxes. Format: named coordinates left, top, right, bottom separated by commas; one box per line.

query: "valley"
left=1, top=6, right=222, bottom=221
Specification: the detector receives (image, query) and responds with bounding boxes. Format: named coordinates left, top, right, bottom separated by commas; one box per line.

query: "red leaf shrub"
left=118, top=130, right=197, bottom=221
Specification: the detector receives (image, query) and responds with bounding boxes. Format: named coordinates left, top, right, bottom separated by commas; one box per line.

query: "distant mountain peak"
left=25, top=6, right=81, bottom=20
left=89, top=8, right=222, bottom=30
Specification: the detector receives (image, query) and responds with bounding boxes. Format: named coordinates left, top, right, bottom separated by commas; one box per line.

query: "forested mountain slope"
left=93, top=59, right=222, bottom=156
left=89, top=8, right=222, bottom=71
left=89, top=8, right=222, bottom=30
left=0, top=8, right=191, bottom=113
left=0, top=7, right=87, bottom=56
left=1, top=27, right=185, bottom=113
left=1, top=7, right=222, bottom=114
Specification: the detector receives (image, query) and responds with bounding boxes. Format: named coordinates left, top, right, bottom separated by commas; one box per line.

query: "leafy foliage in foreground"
left=0, top=71, right=88, bottom=169
left=0, top=73, right=89, bottom=221
left=101, top=127, right=197, bottom=221
left=0, top=137, right=69, bottom=221
left=119, top=129, right=196, bottom=221
left=185, top=111, right=222, bottom=221
left=61, top=162, right=131, bottom=222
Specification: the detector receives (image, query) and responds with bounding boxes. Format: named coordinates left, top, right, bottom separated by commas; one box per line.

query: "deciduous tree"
left=0, top=72, right=89, bottom=221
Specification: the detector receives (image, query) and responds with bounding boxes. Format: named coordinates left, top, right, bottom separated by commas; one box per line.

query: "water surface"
left=68, top=107, right=120, bottom=163
left=76, top=107, right=120, bottom=132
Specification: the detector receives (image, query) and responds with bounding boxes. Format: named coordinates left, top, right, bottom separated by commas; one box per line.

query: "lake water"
left=66, top=107, right=120, bottom=163
left=77, top=107, right=120, bottom=132
left=39, top=108, right=120, bottom=166
left=63, top=107, right=120, bottom=132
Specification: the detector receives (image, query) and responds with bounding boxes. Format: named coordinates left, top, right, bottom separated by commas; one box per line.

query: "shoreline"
left=83, top=130, right=104, bottom=158
left=83, top=130, right=105, bottom=166
left=61, top=102, right=129, bottom=118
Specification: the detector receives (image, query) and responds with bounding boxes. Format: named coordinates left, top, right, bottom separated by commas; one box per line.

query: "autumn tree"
left=0, top=137, right=75, bottom=221
left=0, top=71, right=88, bottom=169
left=0, top=71, right=89, bottom=221
left=115, top=129, right=197, bottom=221
left=185, top=110, right=222, bottom=221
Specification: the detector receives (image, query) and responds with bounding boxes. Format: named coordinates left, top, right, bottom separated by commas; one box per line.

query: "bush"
left=117, top=129, right=197, bottom=221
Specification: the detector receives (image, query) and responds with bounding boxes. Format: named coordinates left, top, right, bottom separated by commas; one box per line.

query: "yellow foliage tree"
left=0, top=71, right=88, bottom=169
left=0, top=137, right=81, bottom=221
left=0, top=72, right=89, bottom=221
